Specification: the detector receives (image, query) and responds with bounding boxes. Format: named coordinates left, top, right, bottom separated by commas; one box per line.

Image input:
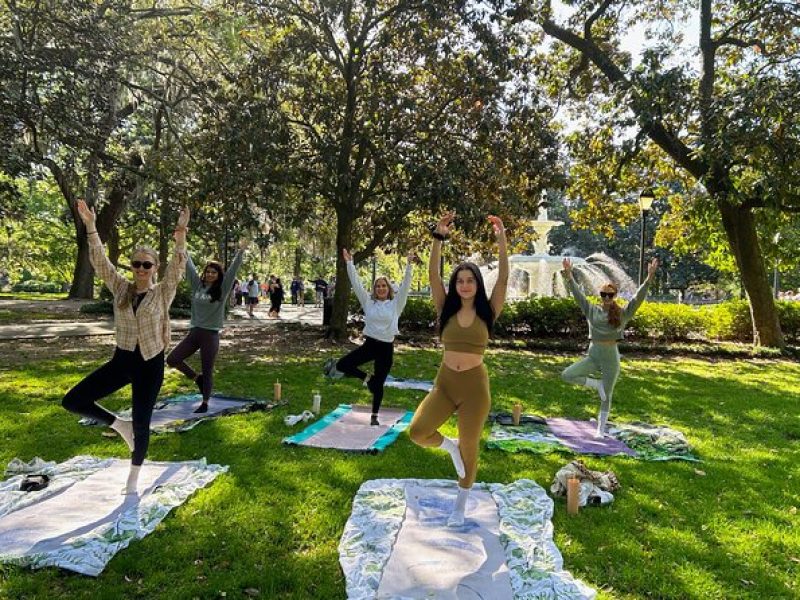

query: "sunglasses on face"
left=131, top=261, right=154, bottom=270
left=600, top=291, right=616, bottom=299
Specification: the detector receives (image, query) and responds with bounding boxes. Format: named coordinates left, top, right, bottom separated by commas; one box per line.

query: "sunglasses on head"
left=131, top=261, right=154, bottom=270
left=600, top=291, right=616, bottom=299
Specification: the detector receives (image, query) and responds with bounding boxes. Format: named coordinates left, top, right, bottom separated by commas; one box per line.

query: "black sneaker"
left=194, top=403, right=209, bottom=414
left=370, top=414, right=380, bottom=426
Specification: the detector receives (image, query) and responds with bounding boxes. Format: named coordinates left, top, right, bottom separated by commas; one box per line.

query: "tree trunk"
left=327, top=210, right=354, bottom=340
left=717, top=200, right=784, bottom=348
left=294, top=246, right=302, bottom=277
left=68, top=233, right=95, bottom=299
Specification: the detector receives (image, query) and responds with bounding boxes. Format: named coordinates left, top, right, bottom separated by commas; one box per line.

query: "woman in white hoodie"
left=324, top=248, right=414, bottom=425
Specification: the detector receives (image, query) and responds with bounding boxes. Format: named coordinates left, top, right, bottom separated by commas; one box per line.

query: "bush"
left=776, top=301, right=800, bottom=343
left=701, top=300, right=753, bottom=342
left=627, top=302, right=705, bottom=341
left=498, top=296, right=586, bottom=338
left=398, top=296, right=437, bottom=330
left=11, top=280, right=62, bottom=293
left=391, top=294, right=799, bottom=346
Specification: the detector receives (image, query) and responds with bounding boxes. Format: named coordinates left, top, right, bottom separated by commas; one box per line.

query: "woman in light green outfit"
left=561, top=257, right=659, bottom=437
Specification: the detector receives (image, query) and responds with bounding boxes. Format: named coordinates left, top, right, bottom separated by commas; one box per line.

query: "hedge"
left=12, top=280, right=62, bottom=293
left=397, top=296, right=800, bottom=344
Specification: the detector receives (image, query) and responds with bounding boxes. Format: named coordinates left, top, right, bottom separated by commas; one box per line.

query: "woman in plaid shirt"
left=62, top=200, right=189, bottom=494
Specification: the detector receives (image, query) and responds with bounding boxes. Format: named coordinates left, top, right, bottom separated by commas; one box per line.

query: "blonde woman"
left=62, top=200, right=189, bottom=494
left=561, top=257, right=659, bottom=437
left=323, top=248, right=414, bottom=425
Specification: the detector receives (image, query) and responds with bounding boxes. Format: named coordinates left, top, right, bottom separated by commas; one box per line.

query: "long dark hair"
left=438, top=262, right=494, bottom=335
left=201, top=261, right=225, bottom=303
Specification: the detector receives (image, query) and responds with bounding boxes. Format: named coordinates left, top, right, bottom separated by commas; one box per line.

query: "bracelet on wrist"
left=431, top=231, right=447, bottom=242
left=87, top=230, right=97, bottom=235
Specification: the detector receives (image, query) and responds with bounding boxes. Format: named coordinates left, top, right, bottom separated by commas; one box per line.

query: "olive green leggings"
left=408, top=363, right=491, bottom=488
left=561, top=342, right=621, bottom=416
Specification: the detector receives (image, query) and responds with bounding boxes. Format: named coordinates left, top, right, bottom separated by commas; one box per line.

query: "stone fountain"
left=480, top=208, right=637, bottom=298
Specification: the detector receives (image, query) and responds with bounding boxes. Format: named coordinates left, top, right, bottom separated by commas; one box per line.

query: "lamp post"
left=638, top=189, right=655, bottom=285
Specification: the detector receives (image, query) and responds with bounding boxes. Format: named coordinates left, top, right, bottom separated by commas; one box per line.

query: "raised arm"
left=343, top=248, right=370, bottom=308
left=77, top=200, right=127, bottom=293
left=394, top=253, right=415, bottom=314
left=185, top=253, right=201, bottom=291
left=221, top=240, right=248, bottom=292
left=562, top=258, right=592, bottom=316
left=488, top=215, right=508, bottom=318
left=161, top=207, right=189, bottom=292
left=623, top=258, right=658, bottom=322
left=429, top=211, right=455, bottom=314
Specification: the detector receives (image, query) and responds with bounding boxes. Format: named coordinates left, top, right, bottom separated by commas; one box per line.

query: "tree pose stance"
left=561, top=257, right=659, bottom=437
left=63, top=200, right=189, bottom=494
left=324, top=248, right=414, bottom=426
left=408, top=211, right=508, bottom=526
left=166, top=240, right=248, bottom=413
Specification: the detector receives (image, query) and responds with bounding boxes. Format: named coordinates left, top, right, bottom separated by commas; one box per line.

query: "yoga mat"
left=488, top=418, right=699, bottom=461
left=384, top=376, right=434, bottom=392
left=283, top=404, right=411, bottom=453
left=0, top=457, right=227, bottom=576
left=546, top=418, right=638, bottom=457
left=340, top=479, right=596, bottom=599
left=81, top=393, right=283, bottom=433
left=377, top=485, right=514, bottom=599
left=486, top=421, right=571, bottom=454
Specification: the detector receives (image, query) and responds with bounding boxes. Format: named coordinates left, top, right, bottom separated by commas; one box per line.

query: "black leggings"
left=166, top=327, right=220, bottom=402
left=62, top=347, right=164, bottom=466
left=336, top=336, right=394, bottom=414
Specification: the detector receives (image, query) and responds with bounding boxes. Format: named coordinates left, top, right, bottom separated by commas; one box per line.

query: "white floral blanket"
left=0, top=456, right=227, bottom=576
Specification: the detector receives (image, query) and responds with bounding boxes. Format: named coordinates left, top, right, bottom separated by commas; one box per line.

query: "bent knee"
left=165, top=352, right=180, bottom=368
left=408, top=423, right=432, bottom=446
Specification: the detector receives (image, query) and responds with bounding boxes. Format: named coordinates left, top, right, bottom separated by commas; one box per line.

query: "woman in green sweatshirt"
left=561, top=257, right=659, bottom=437
left=167, top=240, right=248, bottom=413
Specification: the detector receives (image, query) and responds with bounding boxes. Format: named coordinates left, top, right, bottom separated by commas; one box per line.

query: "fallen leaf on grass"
left=693, top=469, right=706, bottom=476
left=244, top=589, right=260, bottom=597
left=740, top=579, right=755, bottom=586
left=102, top=431, right=117, bottom=438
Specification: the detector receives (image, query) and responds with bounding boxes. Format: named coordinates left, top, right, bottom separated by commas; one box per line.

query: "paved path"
left=0, top=304, right=324, bottom=340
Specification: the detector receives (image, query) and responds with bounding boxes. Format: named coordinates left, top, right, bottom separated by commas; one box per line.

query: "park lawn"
left=0, top=341, right=798, bottom=600
left=0, top=293, right=69, bottom=302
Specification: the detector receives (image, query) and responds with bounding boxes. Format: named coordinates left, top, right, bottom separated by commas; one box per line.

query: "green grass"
left=0, top=293, right=69, bottom=301
left=0, top=340, right=798, bottom=599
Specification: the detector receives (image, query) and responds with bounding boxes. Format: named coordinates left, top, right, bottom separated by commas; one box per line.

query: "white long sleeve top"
left=347, top=259, right=413, bottom=343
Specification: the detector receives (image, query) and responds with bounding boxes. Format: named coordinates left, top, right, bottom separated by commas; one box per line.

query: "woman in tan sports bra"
left=408, top=210, right=508, bottom=526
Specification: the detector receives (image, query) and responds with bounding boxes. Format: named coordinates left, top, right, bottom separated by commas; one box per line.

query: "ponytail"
left=604, top=283, right=621, bottom=328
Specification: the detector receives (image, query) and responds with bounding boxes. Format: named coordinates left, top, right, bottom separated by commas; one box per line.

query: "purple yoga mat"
left=546, top=418, right=638, bottom=457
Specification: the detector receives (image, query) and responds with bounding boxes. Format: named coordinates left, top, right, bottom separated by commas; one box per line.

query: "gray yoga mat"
left=377, top=484, right=514, bottom=599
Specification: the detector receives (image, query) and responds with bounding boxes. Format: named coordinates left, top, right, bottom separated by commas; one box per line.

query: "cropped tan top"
left=441, top=313, right=489, bottom=355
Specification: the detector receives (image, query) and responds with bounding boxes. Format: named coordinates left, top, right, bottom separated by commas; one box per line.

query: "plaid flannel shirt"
left=88, top=233, right=186, bottom=360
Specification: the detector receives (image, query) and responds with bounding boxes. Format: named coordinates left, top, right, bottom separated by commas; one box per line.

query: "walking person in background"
left=324, top=249, right=415, bottom=426
left=297, top=277, right=306, bottom=308
left=560, top=257, right=659, bottom=437
left=166, top=240, right=248, bottom=413
left=407, top=211, right=508, bottom=526
left=246, top=273, right=260, bottom=318
left=313, top=276, right=328, bottom=308
left=63, top=200, right=189, bottom=494
left=269, top=276, right=284, bottom=318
